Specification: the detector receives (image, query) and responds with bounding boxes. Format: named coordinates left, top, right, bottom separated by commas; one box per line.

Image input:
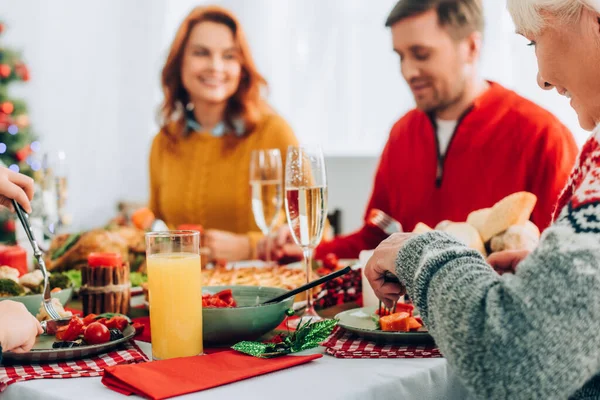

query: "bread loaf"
left=413, top=222, right=433, bottom=234
left=479, top=192, right=537, bottom=242
left=443, top=222, right=487, bottom=256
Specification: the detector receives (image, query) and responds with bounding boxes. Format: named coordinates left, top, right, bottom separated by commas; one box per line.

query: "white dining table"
left=1, top=341, right=470, bottom=400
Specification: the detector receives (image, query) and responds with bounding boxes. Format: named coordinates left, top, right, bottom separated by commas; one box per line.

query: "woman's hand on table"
left=204, top=230, right=252, bottom=261
left=487, top=250, right=530, bottom=275
left=0, top=300, right=43, bottom=353
left=364, top=233, right=413, bottom=308
left=256, top=226, right=302, bottom=262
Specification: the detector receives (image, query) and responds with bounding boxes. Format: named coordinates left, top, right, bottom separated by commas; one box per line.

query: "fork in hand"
left=12, top=199, right=61, bottom=320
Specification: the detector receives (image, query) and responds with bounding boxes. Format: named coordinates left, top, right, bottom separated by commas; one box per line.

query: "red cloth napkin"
left=0, top=341, right=147, bottom=392
left=321, top=327, right=442, bottom=359
left=102, top=350, right=322, bottom=399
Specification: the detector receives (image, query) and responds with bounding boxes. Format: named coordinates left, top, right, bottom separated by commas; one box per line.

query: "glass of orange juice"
left=145, top=230, right=203, bottom=360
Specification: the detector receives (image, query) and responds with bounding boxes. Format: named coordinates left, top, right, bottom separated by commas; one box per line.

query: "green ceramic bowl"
left=0, top=287, right=74, bottom=316
left=203, top=285, right=294, bottom=345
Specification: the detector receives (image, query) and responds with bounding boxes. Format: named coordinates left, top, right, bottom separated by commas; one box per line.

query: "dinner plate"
left=335, top=306, right=434, bottom=344
left=2, top=324, right=136, bottom=364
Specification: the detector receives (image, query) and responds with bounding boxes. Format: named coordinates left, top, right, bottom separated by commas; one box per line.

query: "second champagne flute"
left=284, top=145, right=328, bottom=322
left=249, top=149, right=283, bottom=263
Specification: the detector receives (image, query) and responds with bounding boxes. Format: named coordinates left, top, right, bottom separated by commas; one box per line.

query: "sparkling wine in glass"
left=284, top=145, right=328, bottom=322
left=250, top=149, right=283, bottom=263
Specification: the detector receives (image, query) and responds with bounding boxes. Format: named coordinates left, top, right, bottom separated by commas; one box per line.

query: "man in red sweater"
left=260, top=0, right=578, bottom=260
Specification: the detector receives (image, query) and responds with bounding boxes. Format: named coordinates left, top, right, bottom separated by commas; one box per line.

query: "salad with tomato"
left=202, top=289, right=237, bottom=308
left=52, top=313, right=143, bottom=348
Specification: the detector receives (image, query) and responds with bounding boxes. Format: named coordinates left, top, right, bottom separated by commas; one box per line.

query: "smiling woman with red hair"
left=150, top=5, right=298, bottom=262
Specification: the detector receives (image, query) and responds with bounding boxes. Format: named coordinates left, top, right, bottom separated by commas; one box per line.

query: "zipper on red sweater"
left=429, top=106, right=474, bottom=188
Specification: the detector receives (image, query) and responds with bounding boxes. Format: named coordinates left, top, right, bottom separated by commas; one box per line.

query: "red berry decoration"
left=1, top=102, right=14, bottom=114
left=0, top=64, right=11, bottom=78
left=16, top=146, right=31, bottom=162
left=3, top=219, right=15, bottom=233
left=15, top=64, right=30, bottom=81
left=0, top=23, right=5, bottom=34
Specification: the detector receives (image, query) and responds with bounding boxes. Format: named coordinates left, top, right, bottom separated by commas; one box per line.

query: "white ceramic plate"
left=2, top=325, right=136, bottom=363
left=335, top=306, right=433, bottom=344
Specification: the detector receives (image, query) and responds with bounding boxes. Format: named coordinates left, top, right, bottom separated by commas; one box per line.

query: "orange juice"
left=147, top=252, right=203, bottom=359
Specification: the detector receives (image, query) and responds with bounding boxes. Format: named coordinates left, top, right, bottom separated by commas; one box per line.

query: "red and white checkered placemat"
left=321, top=327, right=442, bottom=359
left=0, top=340, right=148, bottom=392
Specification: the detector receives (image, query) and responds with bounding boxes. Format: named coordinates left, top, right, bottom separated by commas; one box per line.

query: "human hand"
left=487, top=250, right=530, bottom=275
left=204, top=230, right=252, bottom=262
left=364, top=233, right=416, bottom=308
left=0, top=300, right=43, bottom=353
left=0, top=167, right=34, bottom=213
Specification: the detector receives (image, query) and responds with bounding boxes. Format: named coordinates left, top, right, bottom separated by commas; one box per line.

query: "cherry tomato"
left=84, top=322, right=111, bottom=345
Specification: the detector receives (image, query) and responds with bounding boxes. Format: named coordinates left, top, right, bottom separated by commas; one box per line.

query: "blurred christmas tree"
left=0, top=21, right=41, bottom=243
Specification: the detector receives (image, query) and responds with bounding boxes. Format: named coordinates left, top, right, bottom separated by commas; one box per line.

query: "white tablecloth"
left=1, top=342, right=469, bottom=400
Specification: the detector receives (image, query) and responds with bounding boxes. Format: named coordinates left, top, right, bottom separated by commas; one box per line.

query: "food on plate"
left=0, top=265, right=19, bottom=283
left=0, top=278, right=25, bottom=296
left=80, top=253, right=130, bottom=315
left=202, top=289, right=237, bottom=308
left=84, top=322, right=110, bottom=345
left=45, top=229, right=129, bottom=271
left=19, top=270, right=44, bottom=290
left=51, top=313, right=131, bottom=348
left=48, top=272, right=72, bottom=292
left=374, top=303, right=424, bottom=332
left=490, top=221, right=540, bottom=253
left=202, top=265, right=307, bottom=290
left=36, top=298, right=73, bottom=321
left=412, top=192, right=540, bottom=256
left=0, top=267, right=72, bottom=298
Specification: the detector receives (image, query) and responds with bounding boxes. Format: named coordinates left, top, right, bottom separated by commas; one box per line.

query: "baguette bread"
left=443, top=222, right=487, bottom=256
left=479, top=192, right=537, bottom=242
left=413, top=222, right=433, bottom=234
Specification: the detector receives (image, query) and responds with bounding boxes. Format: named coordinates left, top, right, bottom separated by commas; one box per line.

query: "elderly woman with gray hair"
left=365, top=0, right=600, bottom=398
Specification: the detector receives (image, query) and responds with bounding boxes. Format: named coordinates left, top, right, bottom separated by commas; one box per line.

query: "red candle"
left=1, top=246, right=28, bottom=276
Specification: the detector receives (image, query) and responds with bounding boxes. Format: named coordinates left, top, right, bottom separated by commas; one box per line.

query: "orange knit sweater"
left=149, top=113, right=298, bottom=257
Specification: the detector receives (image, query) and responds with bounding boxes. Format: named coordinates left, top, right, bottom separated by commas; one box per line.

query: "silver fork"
left=367, top=209, right=403, bottom=236
left=378, top=271, right=400, bottom=316
left=12, top=199, right=61, bottom=320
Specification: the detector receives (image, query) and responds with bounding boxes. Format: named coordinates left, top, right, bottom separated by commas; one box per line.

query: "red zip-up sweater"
left=316, top=82, right=579, bottom=259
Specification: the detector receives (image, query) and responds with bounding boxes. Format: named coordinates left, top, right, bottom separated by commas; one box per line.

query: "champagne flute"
left=250, top=149, right=283, bottom=263
left=284, top=145, right=328, bottom=322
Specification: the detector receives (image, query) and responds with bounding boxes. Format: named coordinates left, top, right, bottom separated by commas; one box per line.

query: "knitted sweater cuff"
left=395, top=231, right=470, bottom=321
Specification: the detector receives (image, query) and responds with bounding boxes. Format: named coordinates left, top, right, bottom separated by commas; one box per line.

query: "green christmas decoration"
left=0, top=20, right=39, bottom=243
left=232, top=318, right=338, bottom=358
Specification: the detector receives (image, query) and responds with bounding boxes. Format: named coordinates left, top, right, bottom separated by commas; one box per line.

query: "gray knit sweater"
left=394, top=131, right=600, bottom=399
left=397, top=225, right=600, bottom=398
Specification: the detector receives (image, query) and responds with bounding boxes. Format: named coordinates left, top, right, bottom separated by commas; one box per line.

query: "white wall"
left=0, top=0, right=589, bottom=234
